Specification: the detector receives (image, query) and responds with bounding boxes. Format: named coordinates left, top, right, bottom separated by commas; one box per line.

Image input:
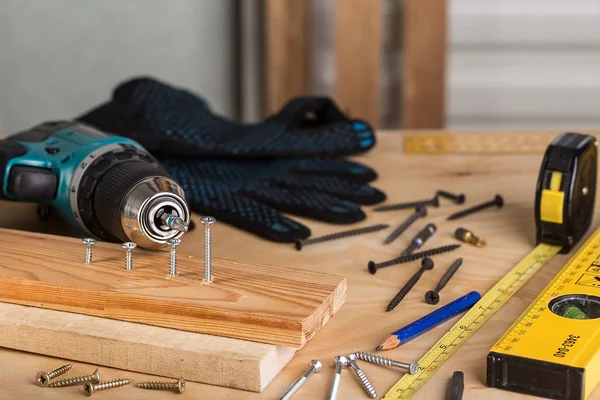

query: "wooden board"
left=0, top=228, right=346, bottom=348
left=0, top=302, right=295, bottom=392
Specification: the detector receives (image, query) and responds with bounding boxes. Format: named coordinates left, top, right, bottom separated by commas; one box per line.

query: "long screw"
left=295, top=224, right=389, bottom=250
left=167, top=238, right=181, bottom=276
left=384, top=206, right=426, bottom=245
left=446, top=194, right=504, bottom=221
left=347, top=354, right=377, bottom=398
left=201, top=216, right=216, bottom=283
left=387, top=258, right=434, bottom=312
left=400, top=223, right=437, bottom=256
left=328, top=356, right=348, bottom=400
left=82, top=238, right=97, bottom=264
left=136, top=377, right=185, bottom=393
left=425, top=258, right=464, bottom=305
left=368, top=244, right=461, bottom=274
left=374, top=196, right=439, bottom=212
left=36, top=363, right=73, bottom=387
left=84, top=378, right=132, bottom=396
left=354, top=352, right=419, bottom=374
left=278, top=360, right=322, bottom=400
left=122, top=242, right=137, bottom=270
left=437, top=190, right=466, bottom=204
left=48, top=368, right=101, bottom=387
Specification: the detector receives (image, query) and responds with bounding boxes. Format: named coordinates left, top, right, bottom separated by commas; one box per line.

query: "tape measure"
left=383, top=132, right=598, bottom=399
left=403, top=132, right=599, bottom=154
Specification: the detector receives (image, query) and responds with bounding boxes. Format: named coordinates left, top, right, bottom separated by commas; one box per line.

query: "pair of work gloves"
left=78, top=77, right=386, bottom=242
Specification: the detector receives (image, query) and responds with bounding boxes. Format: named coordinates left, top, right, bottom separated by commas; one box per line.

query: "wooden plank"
left=264, top=0, right=311, bottom=115
left=335, top=0, right=382, bottom=128
left=0, top=228, right=346, bottom=348
left=0, top=303, right=295, bottom=392
left=403, top=0, right=447, bottom=128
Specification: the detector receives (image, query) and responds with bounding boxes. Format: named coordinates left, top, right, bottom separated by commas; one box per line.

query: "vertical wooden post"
left=335, top=0, right=382, bottom=128
left=264, top=0, right=311, bottom=115
left=403, top=0, right=447, bottom=128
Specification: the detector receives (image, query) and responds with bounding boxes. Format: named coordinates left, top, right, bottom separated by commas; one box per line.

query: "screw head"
left=494, top=194, right=504, bottom=208
left=294, top=239, right=303, bottom=251
left=36, top=371, right=50, bottom=387
left=309, top=360, right=322, bottom=373
left=367, top=261, right=377, bottom=275
left=431, top=196, right=440, bottom=207
left=91, top=368, right=100, bottom=384
left=333, top=355, right=348, bottom=367
left=167, top=238, right=182, bottom=247
left=122, top=242, right=137, bottom=250
left=177, top=377, right=186, bottom=393
left=424, top=290, right=440, bottom=305
left=422, top=257, right=435, bottom=270
left=409, top=361, right=419, bottom=375
left=82, top=238, right=97, bottom=246
left=200, top=216, right=216, bottom=225
left=347, top=353, right=358, bottom=363
left=84, top=382, right=95, bottom=396
left=456, top=194, right=466, bottom=204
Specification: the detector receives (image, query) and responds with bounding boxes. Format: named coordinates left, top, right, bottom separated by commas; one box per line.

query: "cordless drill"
left=0, top=121, right=190, bottom=249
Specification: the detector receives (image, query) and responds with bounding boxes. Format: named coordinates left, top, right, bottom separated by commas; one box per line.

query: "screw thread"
left=136, top=381, right=177, bottom=390
left=85, top=247, right=93, bottom=264
left=169, top=246, right=177, bottom=276
left=278, top=376, right=307, bottom=400
left=90, top=378, right=132, bottom=391
left=369, top=244, right=461, bottom=273
left=204, top=225, right=212, bottom=282
left=355, top=352, right=393, bottom=367
left=46, top=363, right=73, bottom=380
left=49, top=373, right=98, bottom=387
left=295, top=224, right=389, bottom=250
left=350, top=363, right=377, bottom=398
left=125, top=251, right=132, bottom=270
left=374, top=199, right=435, bottom=212
left=435, top=258, right=464, bottom=292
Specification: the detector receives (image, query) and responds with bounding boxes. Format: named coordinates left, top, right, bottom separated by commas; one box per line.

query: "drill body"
left=0, top=121, right=190, bottom=249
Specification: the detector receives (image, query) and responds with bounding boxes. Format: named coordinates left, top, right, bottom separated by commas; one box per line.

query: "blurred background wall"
left=1, top=0, right=600, bottom=133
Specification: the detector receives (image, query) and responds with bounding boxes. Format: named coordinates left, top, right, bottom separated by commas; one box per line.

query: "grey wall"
left=0, top=0, right=236, bottom=134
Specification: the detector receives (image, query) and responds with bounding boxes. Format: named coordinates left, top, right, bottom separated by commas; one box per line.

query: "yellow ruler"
left=403, top=132, right=598, bottom=154
left=382, top=243, right=561, bottom=399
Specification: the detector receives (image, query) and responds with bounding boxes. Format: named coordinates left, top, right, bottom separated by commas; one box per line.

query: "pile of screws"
left=278, top=353, right=418, bottom=399
left=35, top=363, right=184, bottom=396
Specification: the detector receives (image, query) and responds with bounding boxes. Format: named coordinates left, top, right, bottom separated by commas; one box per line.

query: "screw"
left=400, top=223, right=437, bottom=256
left=368, top=244, right=461, bottom=274
left=374, top=196, right=439, bottom=212
left=82, top=238, right=97, bottom=264
left=446, top=194, right=504, bottom=221
left=121, top=242, right=137, bottom=270
left=384, top=207, right=426, bottom=245
left=49, top=368, right=101, bottom=387
left=167, top=238, right=181, bottom=276
left=36, top=363, right=73, bottom=387
left=437, top=190, right=466, bottom=204
left=446, top=371, right=465, bottom=400
left=387, top=257, right=434, bottom=312
left=136, top=377, right=185, bottom=393
left=455, top=227, right=486, bottom=247
left=328, top=356, right=348, bottom=400
left=425, top=258, right=464, bottom=305
left=84, top=378, right=132, bottom=396
left=201, top=216, right=216, bottom=283
left=347, top=354, right=377, bottom=398
left=295, top=224, right=390, bottom=250
left=278, top=360, right=322, bottom=400
left=354, top=352, right=419, bottom=374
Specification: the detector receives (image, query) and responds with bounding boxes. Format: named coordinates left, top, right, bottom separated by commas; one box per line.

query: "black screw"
left=425, top=258, right=463, bottom=304
left=374, top=196, right=439, bottom=212
left=446, top=195, right=504, bottom=221
left=368, top=244, right=461, bottom=274
left=400, top=223, right=437, bottom=256
left=437, top=190, right=466, bottom=204
left=386, top=258, right=434, bottom=312
left=294, top=223, right=390, bottom=250
left=384, top=206, right=427, bottom=245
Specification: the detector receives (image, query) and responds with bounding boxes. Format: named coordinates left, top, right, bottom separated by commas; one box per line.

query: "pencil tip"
left=376, top=345, right=383, bottom=351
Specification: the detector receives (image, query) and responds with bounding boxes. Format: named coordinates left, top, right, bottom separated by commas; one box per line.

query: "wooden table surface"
left=1, top=131, right=599, bottom=399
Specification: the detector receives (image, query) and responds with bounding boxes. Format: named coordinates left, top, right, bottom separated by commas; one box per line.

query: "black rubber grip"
left=93, top=161, right=166, bottom=242
left=0, top=140, right=28, bottom=199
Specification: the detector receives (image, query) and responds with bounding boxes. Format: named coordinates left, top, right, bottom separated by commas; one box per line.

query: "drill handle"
left=0, top=139, right=29, bottom=199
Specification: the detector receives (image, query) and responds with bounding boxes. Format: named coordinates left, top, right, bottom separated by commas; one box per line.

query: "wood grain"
left=335, top=0, right=383, bottom=128
left=403, top=0, right=447, bottom=128
left=0, top=229, right=346, bottom=347
left=265, top=0, right=311, bottom=115
left=3, top=131, right=600, bottom=399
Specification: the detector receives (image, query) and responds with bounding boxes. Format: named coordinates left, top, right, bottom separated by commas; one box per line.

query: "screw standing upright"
left=201, top=216, right=216, bottom=283
left=82, top=238, right=97, bottom=264
left=167, top=238, right=181, bottom=276
left=122, top=242, right=137, bottom=270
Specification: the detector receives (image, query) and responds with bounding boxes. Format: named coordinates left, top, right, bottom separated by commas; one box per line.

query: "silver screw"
left=347, top=354, right=377, bottom=398
left=327, top=356, right=348, bottom=400
left=136, top=377, right=185, bottom=393
left=279, top=360, right=322, bottom=400
left=36, top=363, right=73, bottom=387
left=354, top=351, right=419, bottom=374
left=48, top=368, right=101, bottom=387
left=200, top=216, right=216, bottom=283
left=167, top=238, right=182, bottom=276
left=84, top=378, right=132, bottom=396
left=82, top=238, right=97, bottom=264
left=122, top=242, right=137, bottom=270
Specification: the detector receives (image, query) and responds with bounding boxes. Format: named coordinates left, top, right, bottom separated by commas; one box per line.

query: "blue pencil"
left=376, top=291, right=481, bottom=351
